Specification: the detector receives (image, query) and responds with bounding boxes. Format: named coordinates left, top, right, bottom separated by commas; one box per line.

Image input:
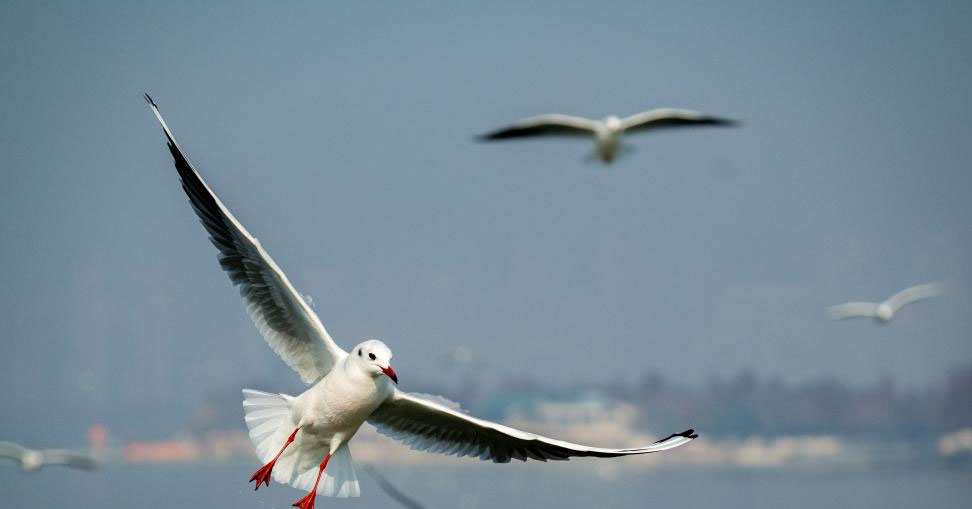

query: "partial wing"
left=367, top=391, right=697, bottom=463
left=145, top=94, right=347, bottom=383
left=478, top=114, right=599, bottom=140
left=827, top=302, right=879, bottom=320
left=620, top=108, right=737, bottom=133
left=362, top=466, right=427, bottom=509
left=885, top=283, right=942, bottom=313
left=0, top=442, right=27, bottom=462
left=40, top=450, right=98, bottom=470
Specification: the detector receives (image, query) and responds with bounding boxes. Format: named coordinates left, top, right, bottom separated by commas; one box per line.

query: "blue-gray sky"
left=1, top=1, right=971, bottom=436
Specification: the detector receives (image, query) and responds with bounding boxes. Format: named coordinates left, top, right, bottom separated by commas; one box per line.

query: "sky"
left=1, top=1, right=971, bottom=440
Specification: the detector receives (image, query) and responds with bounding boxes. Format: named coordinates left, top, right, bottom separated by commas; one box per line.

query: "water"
left=3, top=462, right=970, bottom=509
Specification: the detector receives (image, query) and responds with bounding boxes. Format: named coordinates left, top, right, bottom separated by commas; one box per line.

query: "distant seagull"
left=828, top=283, right=943, bottom=322
left=363, top=466, right=427, bottom=509
left=145, top=94, right=697, bottom=509
left=478, top=108, right=737, bottom=163
left=0, top=442, right=97, bottom=472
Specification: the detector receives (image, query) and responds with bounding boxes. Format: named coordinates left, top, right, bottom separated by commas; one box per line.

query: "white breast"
left=295, top=361, right=392, bottom=440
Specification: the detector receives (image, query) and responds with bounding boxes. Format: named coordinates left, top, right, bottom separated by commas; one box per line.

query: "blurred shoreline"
left=89, top=424, right=972, bottom=473
left=11, top=363, right=971, bottom=473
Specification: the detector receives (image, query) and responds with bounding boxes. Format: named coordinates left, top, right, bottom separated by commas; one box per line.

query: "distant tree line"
left=440, top=363, right=972, bottom=440
left=600, top=364, right=970, bottom=438
left=181, top=363, right=971, bottom=441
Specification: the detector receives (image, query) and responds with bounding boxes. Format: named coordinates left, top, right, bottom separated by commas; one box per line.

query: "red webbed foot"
left=248, top=428, right=299, bottom=490
left=292, top=491, right=316, bottom=509
left=292, top=452, right=329, bottom=509
left=249, top=460, right=276, bottom=490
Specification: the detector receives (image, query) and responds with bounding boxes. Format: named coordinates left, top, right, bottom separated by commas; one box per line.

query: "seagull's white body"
left=593, top=116, right=623, bottom=162
left=145, top=95, right=698, bottom=507
left=0, top=442, right=97, bottom=473
left=479, top=109, right=736, bottom=163
left=293, top=355, right=394, bottom=446
left=828, top=283, right=942, bottom=322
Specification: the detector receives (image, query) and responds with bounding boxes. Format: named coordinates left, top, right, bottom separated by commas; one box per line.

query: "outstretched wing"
left=620, top=108, right=737, bottom=133
left=0, top=442, right=27, bottom=462
left=478, top=114, right=600, bottom=140
left=145, top=94, right=347, bottom=383
left=827, top=302, right=879, bottom=320
left=367, top=391, right=697, bottom=463
left=886, top=283, right=942, bottom=312
left=40, top=450, right=98, bottom=470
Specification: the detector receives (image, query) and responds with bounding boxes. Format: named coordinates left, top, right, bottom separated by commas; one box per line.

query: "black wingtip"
left=143, top=93, right=158, bottom=108
left=654, top=428, right=698, bottom=443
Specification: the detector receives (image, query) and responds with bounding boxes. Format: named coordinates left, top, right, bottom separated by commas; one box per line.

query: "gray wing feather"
left=620, top=108, right=737, bottom=133
left=885, top=283, right=942, bottom=312
left=145, top=94, right=346, bottom=383
left=828, top=302, right=879, bottom=319
left=362, top=466, right=427, bottom=509
left=368, top=391, right=697, bottom=463
left=0, top=442, right=27, bottom=461
left=40, top=450, right=98, bottom=470
left=478, top=114, right=599, bottom=140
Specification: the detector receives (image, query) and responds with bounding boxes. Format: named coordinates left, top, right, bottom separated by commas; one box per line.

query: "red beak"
left=380, top=366, right=398, bottom=384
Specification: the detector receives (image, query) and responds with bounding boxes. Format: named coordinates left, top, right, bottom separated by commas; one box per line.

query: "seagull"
left=363, top=466, right=427, bottom=509
left=828, top=282, right=943, bottom=322
left=0, top=442, right=97, bottom=472
left=478, top=108, right=737, bottom=163
left=145, top=94, right=698, bottom=509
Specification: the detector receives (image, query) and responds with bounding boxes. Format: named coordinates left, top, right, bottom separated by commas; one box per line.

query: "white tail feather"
left=292, top=444, right=360, bottom=497
left=241, top=389, right=360, bottom=498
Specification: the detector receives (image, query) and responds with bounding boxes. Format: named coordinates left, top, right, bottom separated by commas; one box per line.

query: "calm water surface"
left=3, top=462, right=970, bottom=509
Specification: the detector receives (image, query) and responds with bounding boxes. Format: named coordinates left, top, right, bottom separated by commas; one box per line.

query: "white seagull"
left=145, top=94, right=698, bottom=509
left=828, top=282, right=943, bottom=322
left=479, top=108, right=737, bottom=163
left=0, top=442, right=97, bottom=473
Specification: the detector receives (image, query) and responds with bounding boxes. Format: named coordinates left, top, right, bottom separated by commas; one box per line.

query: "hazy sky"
left=1, top=1, right=971, bottom=438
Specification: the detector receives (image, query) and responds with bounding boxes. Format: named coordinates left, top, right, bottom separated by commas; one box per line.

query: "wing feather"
left=40, top=450, right=98, bottom=470
left=827, top=302, right=879, bottom=320
left=144, top=94, right=346, bottom=383
left=0, top=442, right=27, bottom=461
left=620, top=108, right=737, bottom=133
left=478, top=114, right=599, bottom=140
left=885, top=283, right=942, bottom=312
left=368, top=391, right=697, bottom=463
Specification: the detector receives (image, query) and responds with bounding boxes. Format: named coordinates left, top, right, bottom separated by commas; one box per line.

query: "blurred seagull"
left=363, top=466, right=427, bottom=509
left=478, top=108, right=737, bottom=163
left=0, top=442, right=97, bottom=472
left=828, top=282, right=942, bottom=322
left=145, top=94, right=698, bottom=509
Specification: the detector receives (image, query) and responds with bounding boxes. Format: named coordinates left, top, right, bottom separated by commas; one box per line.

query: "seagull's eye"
left=368, top=353, right=376, bottom=361
left=358, top=349, right=362, bottom=356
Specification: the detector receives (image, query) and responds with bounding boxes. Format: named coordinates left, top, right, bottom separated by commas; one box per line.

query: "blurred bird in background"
left=479, top=108, right=737, bottom=163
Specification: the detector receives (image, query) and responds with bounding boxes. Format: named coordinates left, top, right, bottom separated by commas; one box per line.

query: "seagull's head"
left=876, top=303, right=894, bottom=322
left=352, top=339, right=397, bottom=384
left=21, top=450, right=43, bottom=472
left=604, top=115, right=622, bottom=131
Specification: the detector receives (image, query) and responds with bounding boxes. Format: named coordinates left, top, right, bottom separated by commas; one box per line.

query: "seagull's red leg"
left=249, top=428, right=299, bottom=490
left=292, top=453, right=331, bottom=509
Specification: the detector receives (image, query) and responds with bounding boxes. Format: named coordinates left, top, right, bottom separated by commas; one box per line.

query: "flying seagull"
left=478, top=108, right=737, bottom=163
left=828, top=282, right=942, bottom=322
left=144, top=94, right=697, bottom=509
left=363, top=466, right=427, bottom=509
left=0, top=442, right=97, bottom=472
